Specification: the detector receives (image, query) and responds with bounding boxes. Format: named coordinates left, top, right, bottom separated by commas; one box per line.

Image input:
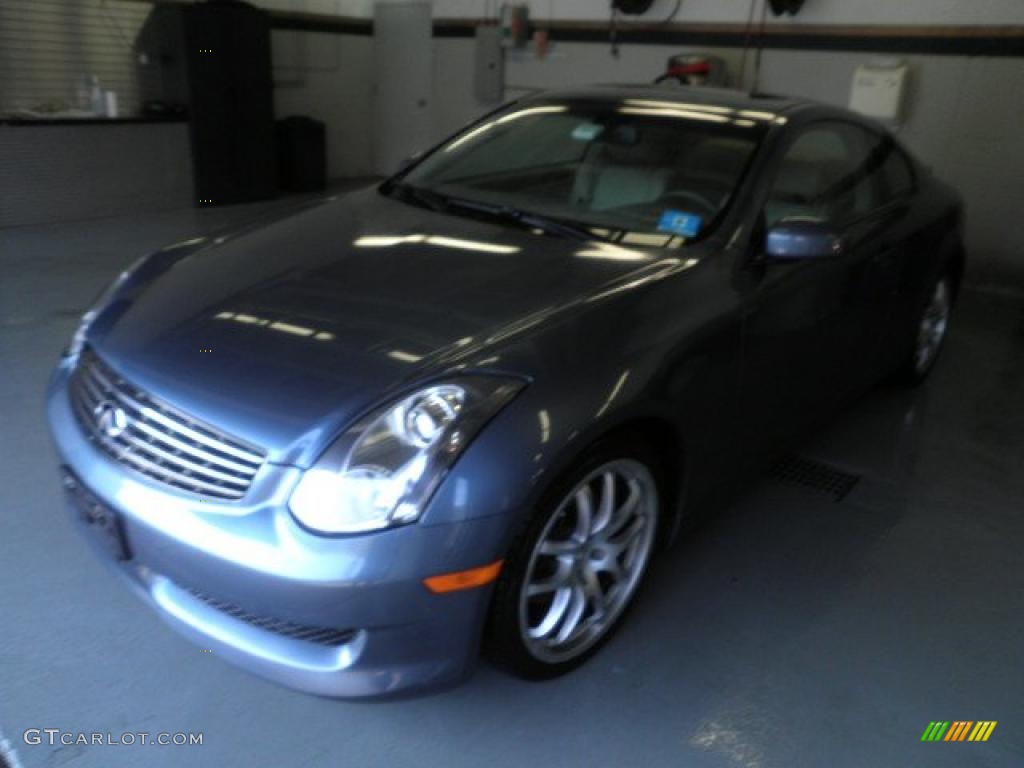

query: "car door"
left=863, top=136, right=930, bottom=375
left=737, top=120, right=893, bottom=455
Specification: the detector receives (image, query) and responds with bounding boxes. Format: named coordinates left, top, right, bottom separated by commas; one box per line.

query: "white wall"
left=250, top=0, right=1024, bottom=25
left=432, top=0, right=1024, bottom=25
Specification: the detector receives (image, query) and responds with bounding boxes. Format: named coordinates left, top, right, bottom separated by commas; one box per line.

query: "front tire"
left=485, top=442, right=661, bottom=680
left=896, top=272, right=953, bottom=385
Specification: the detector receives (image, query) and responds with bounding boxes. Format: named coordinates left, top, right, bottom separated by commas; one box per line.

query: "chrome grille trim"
left=128, top=418, right=259, bottom=476
left=184, top=587, right=357, bottom=646
left=70, top=349, right=266, bottom=500
left=85, top=360, right=263, bottom=464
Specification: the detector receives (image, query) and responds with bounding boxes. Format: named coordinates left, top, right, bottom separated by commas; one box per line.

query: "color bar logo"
left=921, top=721, right=997, bottom=742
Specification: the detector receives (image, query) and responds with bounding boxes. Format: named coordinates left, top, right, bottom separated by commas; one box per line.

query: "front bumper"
left=46, top=360, right=510, bottom=699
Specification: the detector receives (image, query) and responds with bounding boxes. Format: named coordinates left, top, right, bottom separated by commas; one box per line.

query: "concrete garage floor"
left=1, top=192, right=1022, bottom=768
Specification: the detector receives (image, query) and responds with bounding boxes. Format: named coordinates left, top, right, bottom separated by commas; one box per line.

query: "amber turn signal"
left=423, top=560, right=504, bottom=593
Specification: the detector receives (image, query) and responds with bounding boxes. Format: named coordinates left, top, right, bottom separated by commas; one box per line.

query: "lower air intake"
left=184, top=587, right=357, bottom=647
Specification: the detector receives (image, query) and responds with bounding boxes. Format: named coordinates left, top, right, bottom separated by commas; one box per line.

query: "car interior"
left=424, top=115, right=760, bottom=236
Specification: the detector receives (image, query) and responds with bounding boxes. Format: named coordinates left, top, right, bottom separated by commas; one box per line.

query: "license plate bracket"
left=62, top=469, right=131, bottom=561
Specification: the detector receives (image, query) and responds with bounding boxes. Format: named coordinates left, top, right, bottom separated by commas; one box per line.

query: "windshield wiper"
left=518, top=211, right=603, bottom=241
left=384, top=182, right=451, bottom=213
left=443, top=198, right=599, bottom=241
left=385, top=183, right=602, bottom=241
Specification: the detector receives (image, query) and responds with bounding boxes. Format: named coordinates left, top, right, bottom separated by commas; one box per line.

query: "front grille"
left=69, top=348, right=266, bottom=500
left=184, top=587, right=357, bottom=646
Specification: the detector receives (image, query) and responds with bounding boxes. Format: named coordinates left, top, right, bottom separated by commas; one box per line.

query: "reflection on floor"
left=1, top=191, right=1022, bottom=768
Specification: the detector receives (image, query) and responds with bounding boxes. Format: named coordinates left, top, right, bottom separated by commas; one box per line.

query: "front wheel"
left=896, top=273, right=953, bottom=385
left=485, top=445, right=661, bottom=679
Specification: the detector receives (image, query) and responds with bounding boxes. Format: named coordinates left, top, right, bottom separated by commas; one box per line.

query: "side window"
left=765, top=122, right=881, bottom=228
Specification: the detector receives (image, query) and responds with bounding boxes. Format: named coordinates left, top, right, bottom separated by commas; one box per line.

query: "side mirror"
left=765, top=219, right=845, bottom=260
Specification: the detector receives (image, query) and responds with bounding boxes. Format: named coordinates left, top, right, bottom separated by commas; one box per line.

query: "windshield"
left=395, top=98, right=767, bottom=245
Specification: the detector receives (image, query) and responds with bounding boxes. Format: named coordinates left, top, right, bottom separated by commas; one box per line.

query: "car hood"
left=90, top=188, right=689, bottom=466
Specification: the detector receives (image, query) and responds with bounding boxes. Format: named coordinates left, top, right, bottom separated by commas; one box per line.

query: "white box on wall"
left=849, top=61, right=909, bottom=122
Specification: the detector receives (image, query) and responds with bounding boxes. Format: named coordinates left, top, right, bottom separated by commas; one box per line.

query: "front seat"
left=572, top=141, right=672, bottom=212
left=764, top=159, right=828, bottom=226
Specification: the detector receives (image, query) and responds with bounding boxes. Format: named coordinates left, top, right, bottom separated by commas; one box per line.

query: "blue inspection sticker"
left=657, top=209, right=703, bottom=238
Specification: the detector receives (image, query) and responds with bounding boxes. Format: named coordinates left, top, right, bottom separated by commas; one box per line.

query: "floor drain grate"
left=769, top=455, right=861, bottom=501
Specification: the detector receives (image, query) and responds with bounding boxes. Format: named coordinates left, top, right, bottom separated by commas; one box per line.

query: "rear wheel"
left=486, top=444, right=661, bottom=679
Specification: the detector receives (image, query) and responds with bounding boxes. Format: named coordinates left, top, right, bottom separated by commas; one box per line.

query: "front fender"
left=420, top=334, right=737, bottom=550
left=420, top=248, right=744, bottom=549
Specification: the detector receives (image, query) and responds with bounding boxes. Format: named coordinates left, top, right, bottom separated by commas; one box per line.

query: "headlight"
left=65, top=256, right=147, bottom=359
left=289, top=377, right=525, bottom=534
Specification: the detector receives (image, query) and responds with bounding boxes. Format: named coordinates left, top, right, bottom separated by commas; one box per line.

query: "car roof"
left=525, top=84, right=844, bottom=122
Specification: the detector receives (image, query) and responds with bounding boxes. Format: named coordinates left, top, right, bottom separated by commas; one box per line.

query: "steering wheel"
left=659, top=189, right=719, bottom=217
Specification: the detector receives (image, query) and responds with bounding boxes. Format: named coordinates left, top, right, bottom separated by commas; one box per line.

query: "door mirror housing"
left=765, top=219, right=845, bottom=260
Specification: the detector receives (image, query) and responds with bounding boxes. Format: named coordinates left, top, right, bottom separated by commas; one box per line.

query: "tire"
left=485, top=439, right=662, bottom=680
left=895, top=269, right=954, bottom=386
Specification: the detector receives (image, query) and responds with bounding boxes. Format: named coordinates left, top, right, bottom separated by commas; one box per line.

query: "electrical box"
left=474, top=25, right=504, bottom=103
left=849, top=61, right=909, bottom=122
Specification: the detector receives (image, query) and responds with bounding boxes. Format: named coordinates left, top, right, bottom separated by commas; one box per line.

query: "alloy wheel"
left=518, top=459, right=658, bottom=663
left=915, top=278, right=951, bottom=374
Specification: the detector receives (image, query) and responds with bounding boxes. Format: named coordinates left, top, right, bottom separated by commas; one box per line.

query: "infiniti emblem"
left=94, top=400, right=129, bottom=438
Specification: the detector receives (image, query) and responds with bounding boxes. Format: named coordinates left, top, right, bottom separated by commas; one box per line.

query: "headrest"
left=590, top=166, right=670, bottom=211
left=773, top=159, right=825, bottom=202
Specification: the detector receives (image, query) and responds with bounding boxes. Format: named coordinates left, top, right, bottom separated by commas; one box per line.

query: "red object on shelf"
left=666, top=61, right=712, bottom=78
